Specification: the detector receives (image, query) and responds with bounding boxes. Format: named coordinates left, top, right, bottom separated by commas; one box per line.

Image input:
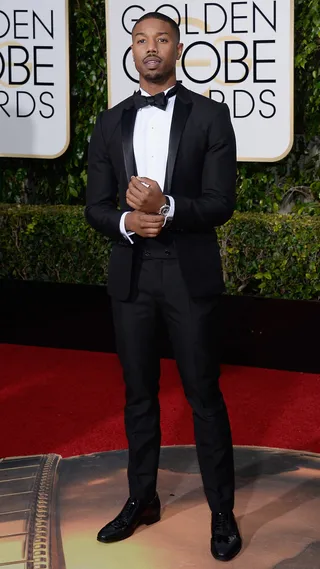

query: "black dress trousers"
left=111, top=252, right=235, bottom=513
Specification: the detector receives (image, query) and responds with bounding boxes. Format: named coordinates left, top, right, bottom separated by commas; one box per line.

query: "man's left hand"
left=126, top=177, right=166, bottom=214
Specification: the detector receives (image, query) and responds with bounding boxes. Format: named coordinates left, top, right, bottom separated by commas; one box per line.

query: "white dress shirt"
left=120, top=86, right=176, bottom=243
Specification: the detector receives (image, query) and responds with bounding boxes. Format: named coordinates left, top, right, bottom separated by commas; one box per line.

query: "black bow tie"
left=133, top=85, right=178, bottom=111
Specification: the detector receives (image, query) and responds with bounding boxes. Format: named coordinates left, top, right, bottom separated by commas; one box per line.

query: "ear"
left=177, top=43, right=184, bottom=60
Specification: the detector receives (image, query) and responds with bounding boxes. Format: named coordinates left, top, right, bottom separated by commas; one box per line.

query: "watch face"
left=160, top=205, right=170, bottom=215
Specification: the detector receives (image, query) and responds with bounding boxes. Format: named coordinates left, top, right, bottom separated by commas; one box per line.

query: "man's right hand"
left=125, top=211, right=165, bottom=238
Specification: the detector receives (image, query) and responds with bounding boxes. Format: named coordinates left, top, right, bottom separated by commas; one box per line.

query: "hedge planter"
left=1, top=205, right=319, bottom=301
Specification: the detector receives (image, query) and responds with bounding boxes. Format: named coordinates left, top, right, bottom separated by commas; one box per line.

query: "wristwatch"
left=158, top=195, right=170, bottom=216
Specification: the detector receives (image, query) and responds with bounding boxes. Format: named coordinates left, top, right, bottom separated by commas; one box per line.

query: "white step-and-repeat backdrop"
left=106, top=0, right=294, bottom=162
left=0, top=1, right=294, bottom=162
left=0, top=0, right=69, bottom=158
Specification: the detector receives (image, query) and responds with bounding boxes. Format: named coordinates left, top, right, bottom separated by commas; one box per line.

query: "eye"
left=137, top=39, right=146, bottom=44
left=158, top=38, right=168, bottom=43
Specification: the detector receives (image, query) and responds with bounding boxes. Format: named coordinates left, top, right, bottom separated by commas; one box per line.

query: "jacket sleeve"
left=85, top=112, right=122, bottom=239
left=169, top=103, right=237, bottom=232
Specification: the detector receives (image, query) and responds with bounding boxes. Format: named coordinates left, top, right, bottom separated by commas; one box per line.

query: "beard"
left=141, top=66, right=174, bottom=84
left=144, top=72, right=165, bottom=83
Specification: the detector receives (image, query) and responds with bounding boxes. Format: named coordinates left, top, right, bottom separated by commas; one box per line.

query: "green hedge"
left=1, top=205, right=319, bottom=300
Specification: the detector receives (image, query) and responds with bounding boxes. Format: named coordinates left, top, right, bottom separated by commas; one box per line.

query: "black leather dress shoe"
left=97, top=494, right=161, bottom=543
left=211, top=511, right=242, bottom=562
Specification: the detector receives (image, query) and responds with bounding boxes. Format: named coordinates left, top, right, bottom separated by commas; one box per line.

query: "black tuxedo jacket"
left=85, top=85, right=237, bottom=301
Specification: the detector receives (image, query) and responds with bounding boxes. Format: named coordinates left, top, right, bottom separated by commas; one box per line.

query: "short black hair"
left=132, top=12, right=180, bottom=43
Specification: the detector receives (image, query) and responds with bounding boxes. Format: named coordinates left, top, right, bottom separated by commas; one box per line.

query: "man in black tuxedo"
left=86, top=12, right=241, bottom=562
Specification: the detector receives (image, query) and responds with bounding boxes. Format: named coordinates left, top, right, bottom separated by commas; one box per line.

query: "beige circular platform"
left=59, top=446, right=320, bottom=569
left=1, top=446, right=320, bottom=568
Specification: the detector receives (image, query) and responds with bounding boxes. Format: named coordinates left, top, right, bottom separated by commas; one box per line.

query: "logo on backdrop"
left=0, top=0, right=69, bottom=158
left=106, top=0, right=294, bottom=161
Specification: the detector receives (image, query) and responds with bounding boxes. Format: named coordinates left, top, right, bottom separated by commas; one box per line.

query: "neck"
left=139, top=76, right=176, bottom=96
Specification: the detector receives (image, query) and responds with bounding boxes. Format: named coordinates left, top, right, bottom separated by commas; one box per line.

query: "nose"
left=146, top=39, right=158, bottom=54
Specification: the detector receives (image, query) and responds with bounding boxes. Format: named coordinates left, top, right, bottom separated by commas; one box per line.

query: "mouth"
left=144, top=57, right=162, bottom=69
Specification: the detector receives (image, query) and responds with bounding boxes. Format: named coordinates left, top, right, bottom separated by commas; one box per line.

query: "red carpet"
left=0, top=344, right=319, bottom=458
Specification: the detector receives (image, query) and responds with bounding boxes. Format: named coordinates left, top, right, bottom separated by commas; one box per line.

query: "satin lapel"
left=164, top=94, right=192, bottom=194
left=121, top=105, right=138, bottom=184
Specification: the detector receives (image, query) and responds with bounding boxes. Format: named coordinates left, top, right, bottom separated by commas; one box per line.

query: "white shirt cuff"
left=166, top=195, right=175, bottom=220
left=120, top=211, right=135, bottom=244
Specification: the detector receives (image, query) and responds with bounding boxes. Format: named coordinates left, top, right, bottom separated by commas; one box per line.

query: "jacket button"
left=165, top=250, right=171, bottom=256
left=144, top=250, right=151, bottom=257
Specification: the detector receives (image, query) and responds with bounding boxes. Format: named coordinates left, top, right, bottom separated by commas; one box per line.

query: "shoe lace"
left=112, top=499, right=138, bottom=529
left=213, top=512, right=230, bottom=535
